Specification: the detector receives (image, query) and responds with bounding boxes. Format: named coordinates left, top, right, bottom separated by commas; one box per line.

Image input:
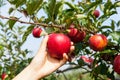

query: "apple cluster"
left=31, top=10, right=120, bottom=74
left=31, top=25, right=108, bottom=58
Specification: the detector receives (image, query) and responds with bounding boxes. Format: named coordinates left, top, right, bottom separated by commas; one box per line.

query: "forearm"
left=12, top=65, right=42, bottom=80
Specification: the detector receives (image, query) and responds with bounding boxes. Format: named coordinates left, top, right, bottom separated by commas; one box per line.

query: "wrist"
left=13, top=65, right=41, bottom=80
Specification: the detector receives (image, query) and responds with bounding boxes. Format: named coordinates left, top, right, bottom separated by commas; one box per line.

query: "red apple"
left=1, top=72, right=8, bottom=80
left=89, top=34, right=108, bottom=51
left=80, top=56, right=94, bottom=65
left=113, top=55, right=120, bottom=74
left=32, top=27, right=42, bottom=38
left=93, top=10, right=100, bottom=18
left=47, top=33, right=71, bottom=59
left=67, top=27, right=86, bottom=43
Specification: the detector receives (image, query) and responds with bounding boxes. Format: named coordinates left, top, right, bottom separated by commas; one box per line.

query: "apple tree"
left=0, top=0, right=120, bottom=80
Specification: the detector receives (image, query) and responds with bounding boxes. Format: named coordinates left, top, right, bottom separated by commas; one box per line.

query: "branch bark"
left=0, top=15, right=64, bottom=28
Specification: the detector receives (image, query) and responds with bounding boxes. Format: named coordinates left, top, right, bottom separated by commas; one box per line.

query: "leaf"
left=7, top=0, right=18, bottom=4
left=0, top=21, right=4, bottom=27
left=84, top=0, right=102, bottom=13
left=100, top=49, right=115, bottom=54
left=45, top=27, right=54, bottom=34
left=115, top=1, right=120, bottom=7
left=22, top=25, right=34, bottom=43
left=111, top=20, right=116, bottom=31
left=15, top=0, right=26, bottom=8
left=8, top=0, right=26, bottom=8
left=54, top=1, right=64, bottom=19
left=117, top=20, right=120, bottom=27
left=26, top=0, right=43, bottom=15
left=99, top=4, right=104, bottom=12
left=110, top=31, right=120, bottom=42
left=64, top=2, right=76, bottom=9
left=103, top=0, right=112, bottom=14
left=8, top=17, right=17, bottom=29
left=8, top=7, right=14, bottom=14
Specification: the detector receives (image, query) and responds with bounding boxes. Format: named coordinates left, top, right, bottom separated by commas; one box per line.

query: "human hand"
left=13, top=35, right=74, bottom=80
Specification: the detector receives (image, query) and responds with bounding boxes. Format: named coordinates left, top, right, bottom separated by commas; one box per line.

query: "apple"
left=113, top=55, right=120, bottom=74
left=80, top=56, right=94, bottom=65
left=1, top=72, right=8, bottom=80
left=47, top=33, right=71, bottom=59
left=32, top=27, right=42, bottom=38
left=67, top=27, right=86, bottom=43
left=93, top=10, right=100, bottom=18
left=89, top=34, right=108, bottom=51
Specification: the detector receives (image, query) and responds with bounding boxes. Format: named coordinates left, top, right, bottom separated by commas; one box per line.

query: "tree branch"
left=0, top=15, right=64, bottom=28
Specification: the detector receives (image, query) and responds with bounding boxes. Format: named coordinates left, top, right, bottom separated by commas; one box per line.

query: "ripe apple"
left=80, top=56, right=94, bottom=65
left=1, top=72, right=8, bottom=80
left=47, top=33, right=71, bottom=59
left=93, top=10, right=100, bottom=18
left=113, top=55, right=120, bottom=74
left=89, top=34, right=108, bottom=51
left=67, top=27, right=86, bottom=43
left=32, top=27, right=42, bottom=38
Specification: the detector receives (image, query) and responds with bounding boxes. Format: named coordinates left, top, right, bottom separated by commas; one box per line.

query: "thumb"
left=38, top=35, right=49, bottom=53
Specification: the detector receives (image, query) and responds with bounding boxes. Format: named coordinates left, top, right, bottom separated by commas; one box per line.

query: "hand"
left=13, top=35, right=74, bottom=80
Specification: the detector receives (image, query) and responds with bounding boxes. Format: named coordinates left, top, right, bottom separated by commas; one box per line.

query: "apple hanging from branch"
left=89, top=34, right=108, bottom=51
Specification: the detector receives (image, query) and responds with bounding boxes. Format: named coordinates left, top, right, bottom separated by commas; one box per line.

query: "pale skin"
left=12, top=35, right=74, bottom=80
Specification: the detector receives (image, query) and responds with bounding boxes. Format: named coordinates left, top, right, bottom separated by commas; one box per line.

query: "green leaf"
left=100, top=49, right=115, bottom=54
left=110, top=31, right=120, bottom=42
left=8, top=0, right=26, bottom=8
left=84, top=0, right=102, bottom=13
left=8, top=7, right=14, bottom=14
left=0, top=21, right=4, bottom=27
left=99, top=4, right=104, bottom=12
left=8, top=17, right=17, bottom=29
left=117, top=20, right=120, bottom=27
left=16, top=0, right=26, bottom=8
left=111, top=20, right=116, bottom=31
left=22, top=25, right=34, bottom=43
left=45, top=27, right=54, bottom=34
left=54, top=1, right=64, bottom=19
left=115, top=1, right=120, bottom=7
left=64, top=2, right=76, bottom=9
left=26, top=0, right=43, bottom=15
left=7, top=0, right=18, bottom=4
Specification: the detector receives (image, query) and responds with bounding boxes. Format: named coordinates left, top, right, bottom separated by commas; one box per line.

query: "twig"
left=62, top=72, right=68, bottom=80
left=56, top=66, right=81, bottom=73
left=0, top=15, right=64, bottom=28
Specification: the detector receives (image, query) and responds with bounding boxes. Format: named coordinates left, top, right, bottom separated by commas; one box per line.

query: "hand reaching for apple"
left=13, top=35, right=75, bottom=80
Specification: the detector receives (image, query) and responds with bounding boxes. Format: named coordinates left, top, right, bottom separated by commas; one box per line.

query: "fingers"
left=59, top=53, right=69, bottom=66
left=70, top=45, right=75, bottom=53
left=37, top=35, right=49, bottom=56
left=39, top=35, right=49, bottom=50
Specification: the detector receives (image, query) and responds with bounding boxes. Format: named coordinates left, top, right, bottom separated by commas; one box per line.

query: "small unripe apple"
left=89, top=34, right=108, bottom=51
left=93, top=10, right=100, bottom=18
left=47, top=33, right=71, bottom=59
left=32, top=27, right=42, bottom=38
left=67, top=27, right=86, bottom=43
left=113, top=55, right=120, bottom=74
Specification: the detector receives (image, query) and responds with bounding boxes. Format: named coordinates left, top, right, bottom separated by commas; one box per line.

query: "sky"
left=0, top=0, right=120, bottom=57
